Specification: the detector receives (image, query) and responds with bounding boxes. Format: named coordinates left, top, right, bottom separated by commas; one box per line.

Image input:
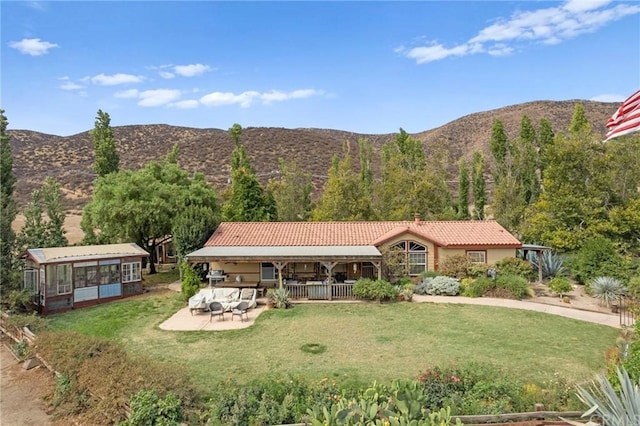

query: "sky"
left=1, top=0, right=639, bottom=137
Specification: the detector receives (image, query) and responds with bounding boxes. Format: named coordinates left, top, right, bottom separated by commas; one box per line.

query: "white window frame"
left=56, top=264, right=73, bottom=295
left=467, top=251, right=487, bottom=264
left=393, top=241, right=427, bottom=276
left=122, top=262, right=141, bottom=283
left=23, top=269, right=38, bottom=293
left=261, top=262, right=277, bottom=281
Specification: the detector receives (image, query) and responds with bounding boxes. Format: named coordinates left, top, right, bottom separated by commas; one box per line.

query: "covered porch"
left=185, top=245, right=383, bottom=301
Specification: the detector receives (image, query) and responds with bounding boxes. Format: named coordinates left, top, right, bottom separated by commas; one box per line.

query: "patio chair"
left=209, top=301, right=225, bottom=322
left=231, top=301, right=249, bottom=322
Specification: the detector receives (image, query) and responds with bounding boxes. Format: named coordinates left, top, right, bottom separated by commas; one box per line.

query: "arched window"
left=393, top=240, right=427, bottom=275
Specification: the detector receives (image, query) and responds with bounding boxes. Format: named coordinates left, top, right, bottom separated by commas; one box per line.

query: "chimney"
left=414, top=213, right=421, bottom=223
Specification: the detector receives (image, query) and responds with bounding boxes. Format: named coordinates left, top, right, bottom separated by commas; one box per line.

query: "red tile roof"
left=204, top=221, right=521, bottom=248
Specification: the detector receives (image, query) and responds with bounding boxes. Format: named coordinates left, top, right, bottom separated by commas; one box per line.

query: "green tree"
left=268, top=159, right=313, bottom=221
left=569, top=103, right=591, bottom=136
left=91, top=109, right=119, bottom=177
left=358, top=138, right=374, bottom=197
left=0, top=110, right=17, bottom=290
left=538, top=118, right=555, bottom=180
left=515, top=114, right=539, bottom=204
left=456, top=159, right=470, bottom=219
left=17, top=177, right=68, bottom=251
left=222, top=124, right=276, bottom=222
left=471, top=152, right=486, bottom=220
left=82, top=153, right=219, bottom=274
left=490, top=119, right=508, bottom=181
left=311, top=146, right=373, bottom=221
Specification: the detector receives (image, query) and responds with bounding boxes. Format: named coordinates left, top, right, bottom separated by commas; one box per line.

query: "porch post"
left=273, top=261, right=288, bottom=289
left=373, top=261, right=382, bottom=280
left=537, top=249, right=543, bottom=283
left=320, top=261, right=337, bottom=301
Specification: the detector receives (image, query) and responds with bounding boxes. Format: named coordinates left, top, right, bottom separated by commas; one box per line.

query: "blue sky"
left=2, top=0, right=639, bottom=136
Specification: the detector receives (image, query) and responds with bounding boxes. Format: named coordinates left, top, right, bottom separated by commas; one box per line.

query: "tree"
left=311, top=146, right=373, bottom=221
left=91, top=109, right=119, bottom=177
left=374, top=130, right=452, bottom=220
left=490, top=119, right=508, bottom=181
left=538, top=118, right=555, bottom=180
left=0, top=110, right=17, bottom=290
left=82, top=152, right=219, bottom=274
left=222, top=124, right=277, bottom=222
left=515, top=114, right=539, bottom=204
left=268, top=159, right=313, bottom=221
left=358, top=138, right=374, bottom=197
left=471, top=152, right=486, bottom=220
left=456, top=159, right=470, bottom=219
left=17, top=177, right=68, bottom=251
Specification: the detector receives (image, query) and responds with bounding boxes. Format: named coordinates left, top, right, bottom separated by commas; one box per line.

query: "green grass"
left=142, top=267, right=180, bottom=286
left=48, top=291, right=619, bottom=388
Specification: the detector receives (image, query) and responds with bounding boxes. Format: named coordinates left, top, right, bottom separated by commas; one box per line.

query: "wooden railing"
left=285, top=283, right=356, bottom=301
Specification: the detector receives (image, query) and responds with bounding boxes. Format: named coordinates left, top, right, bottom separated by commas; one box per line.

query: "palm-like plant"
left=527, top=250, right=567, bottom=279
left=562, top=367, right=640, bottom=426
left=590, top=276, right=626, bottom=307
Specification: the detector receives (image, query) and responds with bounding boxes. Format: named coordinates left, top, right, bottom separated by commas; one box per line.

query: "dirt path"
left=0, top=342, right=53, bottom=426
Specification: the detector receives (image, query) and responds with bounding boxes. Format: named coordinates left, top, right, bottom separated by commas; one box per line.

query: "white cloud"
left=114, top=89, right=139, bottom=99
left=401, top=0, right=640, bottom=64
left=171, top=100, right=199, bottom=109
left=590, top=93, right=625, bottom=102
left=173, top=64, right=211, bottom=77
left=200, top=89, right=323, bottom=107
left=159, top=71, right=175, bottom=79
left=200, top=91, right=260, bottom=107
left=8, top=38, right=58, bottom=56
left=138, top=89, right=181, bottom=107
left=91, top=73, right=144, bottom=86
left=60, top=82, right=85, bottom=91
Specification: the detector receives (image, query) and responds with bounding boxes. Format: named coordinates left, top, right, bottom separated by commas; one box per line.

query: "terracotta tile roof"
left=204, top=221, right=521, bottom=248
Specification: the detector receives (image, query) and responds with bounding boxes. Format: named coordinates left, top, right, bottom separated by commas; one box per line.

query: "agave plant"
left=527, top=250, right=567, bottom=279
left=590, top=276, right=627, bottom=307
left=562, top=366, right=640, bottom=426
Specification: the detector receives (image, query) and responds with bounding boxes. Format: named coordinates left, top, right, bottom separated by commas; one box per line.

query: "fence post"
left=534, top=404, right=545, bottom=426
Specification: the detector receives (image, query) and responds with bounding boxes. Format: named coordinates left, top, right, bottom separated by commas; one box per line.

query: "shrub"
left=495, top=257, right=533, bottom=280
left=467, top=263, right=491, bottom=278
left=420, top=276, right=461, bottom=296
left=570, top=236, right=631, bottom=284
left=460, top=275, right=528, bottom=300
left=590, top=276, right=626, bottom=307
left=494, top=274, right=530, bottom=300
left=353, top=278, right=397, bottom=302
left=420, top=270, right=441, bottom=279
left=626, top=275, right=640, bottom=299
left=119, top=390, right=183, bottom=426
left=438, top=255, right=472, bottom=279
left=2, top=289, right=36, bottom=314
left=548, top=277, right=573, bottom=299
left=461, top=277, right=494, bottom=298
left=527, top=250, right=568, bottom=279
left=267, top=287, right=291, bottom=309
left=180, top=263, right=202, bottom=302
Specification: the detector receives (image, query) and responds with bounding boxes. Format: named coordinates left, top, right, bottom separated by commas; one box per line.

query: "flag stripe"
left=605, top=106, right=640, bottom=141
left=607, top=89, right=640, bottom=129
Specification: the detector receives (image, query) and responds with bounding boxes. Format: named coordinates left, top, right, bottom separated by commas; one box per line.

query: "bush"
left=527, top=250, right=567, bottom=279
left=590, top=276, right=626, bottom=307
left=180, top=263, right=202, bottom=302
left=460, top=275, right=529, bottom=300
left=570, top=236, right=631, bottom=284
left=2, top=289, right=36, bottom=314
left=495, top=257, right=533, bottom=280
left=626, top=275, right=640, bottom=299
left=548, top=277, right=573, bottom=298
left=267, top=287, right=291, bottom=309
left=418, top=276, right=461, bottom=296
left=353, top=278, right=397, bottom=301
left=120, top=390, right=183, bottom=426
left=438, top=255, right=472, bottom=279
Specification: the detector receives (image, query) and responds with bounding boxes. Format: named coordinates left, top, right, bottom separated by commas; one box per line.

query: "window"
left=467, top=251, right=487, bottom=264
left=74, top=263, right=99, bottom=288
left=100, top=264, right=120, bottom=284
left=24, top=269, right=38, bottom=293
left=261, top=263, right=276, bottom=281
left=393, top=241, right=427, bottom=276
left=122, top=262, right=141, bottom=283
left=46, top=264, right=72, bottom=296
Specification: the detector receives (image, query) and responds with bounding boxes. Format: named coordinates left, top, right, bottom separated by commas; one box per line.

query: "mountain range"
left=7, top=99, right=616, bottom=211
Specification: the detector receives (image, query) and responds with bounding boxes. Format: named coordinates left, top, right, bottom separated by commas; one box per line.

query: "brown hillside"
left=8, top=100, right=617, bottom=210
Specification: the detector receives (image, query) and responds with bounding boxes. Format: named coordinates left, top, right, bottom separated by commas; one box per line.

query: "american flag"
left=605, top=89, right=640, bottom=141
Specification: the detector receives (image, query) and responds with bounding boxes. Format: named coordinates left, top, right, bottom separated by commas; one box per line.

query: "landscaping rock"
left=22, top=357, right=41, bottom=370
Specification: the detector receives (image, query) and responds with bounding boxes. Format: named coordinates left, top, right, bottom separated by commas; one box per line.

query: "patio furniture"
left=209, top=301, right=225, bottom=322
left=238, top=288, right=257, bottom=309
left=188, top=288, right=213, bottom=315
left=231, top=301, right=249, bottom=321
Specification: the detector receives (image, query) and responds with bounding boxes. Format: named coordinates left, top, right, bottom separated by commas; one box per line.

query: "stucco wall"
left=209, top=262, right=261, bottom=283
left=379, top=235, right=436, bottom=272
left=437, top=248, right=518, bottom=268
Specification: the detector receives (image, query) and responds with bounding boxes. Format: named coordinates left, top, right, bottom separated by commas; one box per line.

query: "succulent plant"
left=590, top=276, right=626, bottom=307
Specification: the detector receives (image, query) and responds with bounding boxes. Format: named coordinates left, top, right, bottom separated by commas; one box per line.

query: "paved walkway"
left=159, top=282, right=621, bottom=331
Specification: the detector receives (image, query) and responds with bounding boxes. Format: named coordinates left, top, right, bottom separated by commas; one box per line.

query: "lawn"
left=48, top=290, right=619, bottom=388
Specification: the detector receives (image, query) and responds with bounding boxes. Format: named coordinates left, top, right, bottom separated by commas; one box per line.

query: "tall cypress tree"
left=0, top=110, right=17, bottom=289
left=471, top=152, right=486, bottom=220
left=457, top=159, right=470, bottom=219
left=91, top=109, right=119, bottom=177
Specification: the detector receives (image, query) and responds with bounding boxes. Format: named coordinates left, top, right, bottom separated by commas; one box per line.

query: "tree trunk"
left=148, top=240, right=157, bottom=274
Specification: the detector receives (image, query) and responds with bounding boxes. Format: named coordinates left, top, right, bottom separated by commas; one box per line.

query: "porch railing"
left=285, top=283, right=356, bottom=301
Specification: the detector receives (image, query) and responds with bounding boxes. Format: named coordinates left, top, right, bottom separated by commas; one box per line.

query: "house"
left=22, top=243, right=149, bottom=314
left=186, top=217, right=521, bottom=299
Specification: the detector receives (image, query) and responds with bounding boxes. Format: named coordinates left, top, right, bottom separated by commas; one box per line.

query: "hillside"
left=7, top=99, right=616, bottom=210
